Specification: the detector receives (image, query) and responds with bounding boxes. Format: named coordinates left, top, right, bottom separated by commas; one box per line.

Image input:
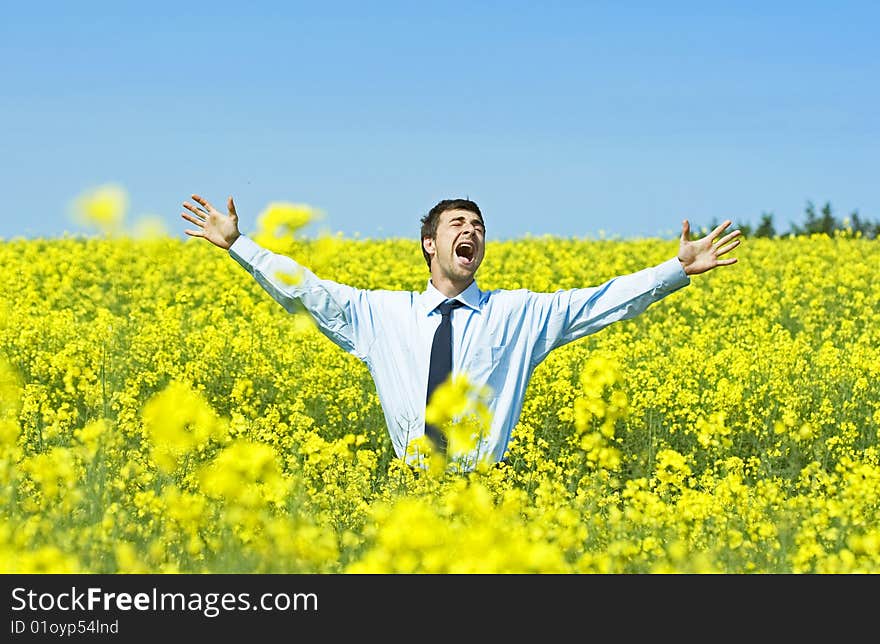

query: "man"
left=182, top=194, right=740, bottom=470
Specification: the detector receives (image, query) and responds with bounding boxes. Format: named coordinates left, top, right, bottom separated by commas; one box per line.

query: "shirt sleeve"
left=228, top=235, right=371, bottom=359
left=528, top=256, right=690, bottom=365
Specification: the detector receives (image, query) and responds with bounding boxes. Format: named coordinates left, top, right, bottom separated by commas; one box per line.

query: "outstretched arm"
left=184, top=194, right=375, bottom=359
left=181, top=194, right=241, bottom=250
left=677, top=219, right=742, bottom=276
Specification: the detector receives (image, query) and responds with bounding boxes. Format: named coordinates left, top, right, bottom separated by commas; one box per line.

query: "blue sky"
left=2, top=1, right=877, bottom=241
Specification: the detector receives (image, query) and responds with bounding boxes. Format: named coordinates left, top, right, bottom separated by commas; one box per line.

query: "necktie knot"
left=437, top=299, right=463, bottom=317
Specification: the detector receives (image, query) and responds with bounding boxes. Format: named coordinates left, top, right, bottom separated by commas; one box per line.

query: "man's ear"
left=422, top=236, right=435, bottom=258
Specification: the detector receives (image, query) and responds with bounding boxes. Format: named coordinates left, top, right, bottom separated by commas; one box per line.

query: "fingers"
left=710, top=220, right=733, bottom=241
left=182, top=200, right=208, bottom=220
left=716, top=238, right=741, bottom=256
left=191, top=194, right=214, bottom=211
left=716, top=229, right=742, bottom=247
left=181, top=212, right=205, bottom=228
left=681, top=219, right=690, bottom=242
left=189, top=193, right=221, bottom=218
left=186, top=194, right=235, bottom=221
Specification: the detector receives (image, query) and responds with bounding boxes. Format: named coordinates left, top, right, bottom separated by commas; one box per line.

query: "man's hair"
left=419, top=198, right=484, bottom=269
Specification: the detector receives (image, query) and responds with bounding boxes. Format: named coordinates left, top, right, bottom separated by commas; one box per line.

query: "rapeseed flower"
left=141, top=380, right=226, bottom=474
left=252, top=201, right=321, bottom=253
left=3, top=223, right=880, bottom=573
left=199, top=439, right=289, bottom=508
left=70, top=184, right=128, bottom=235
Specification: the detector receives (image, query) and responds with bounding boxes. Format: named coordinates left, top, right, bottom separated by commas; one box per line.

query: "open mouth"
left=455, top=241, right=475, bottom=263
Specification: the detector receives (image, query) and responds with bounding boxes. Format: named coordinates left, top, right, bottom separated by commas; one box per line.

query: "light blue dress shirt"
left=229, top=235, right=690, bottom=468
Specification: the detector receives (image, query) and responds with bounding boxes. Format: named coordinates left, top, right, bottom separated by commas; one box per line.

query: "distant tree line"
left=697, top=201, right=879, bottom=239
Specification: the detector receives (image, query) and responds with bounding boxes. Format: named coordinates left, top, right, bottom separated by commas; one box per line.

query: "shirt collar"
left=421, top=279, right=482, bottom=315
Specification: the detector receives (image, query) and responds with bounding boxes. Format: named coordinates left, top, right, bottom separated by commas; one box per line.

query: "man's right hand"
left=181, top=194, right=242, bottom=250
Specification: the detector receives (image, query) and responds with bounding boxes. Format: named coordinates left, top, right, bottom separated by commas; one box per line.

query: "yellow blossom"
left=141, top=380, right=226, bottom=473
left=70, top=183, right=128, bottom=235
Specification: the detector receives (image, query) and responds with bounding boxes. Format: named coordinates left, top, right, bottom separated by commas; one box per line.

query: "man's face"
left=423, top=208, right=486, bottom=286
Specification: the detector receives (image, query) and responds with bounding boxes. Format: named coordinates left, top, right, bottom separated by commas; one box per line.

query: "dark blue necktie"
left=425, top=299, right=464, bottom=453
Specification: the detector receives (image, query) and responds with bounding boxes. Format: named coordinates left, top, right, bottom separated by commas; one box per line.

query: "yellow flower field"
left=1, top=230, right=878, bottom=573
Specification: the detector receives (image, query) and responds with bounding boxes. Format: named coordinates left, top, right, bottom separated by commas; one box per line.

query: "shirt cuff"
left=656, top=256, right=691, bottom=292
left=228, top=234, right=261, bottom=266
